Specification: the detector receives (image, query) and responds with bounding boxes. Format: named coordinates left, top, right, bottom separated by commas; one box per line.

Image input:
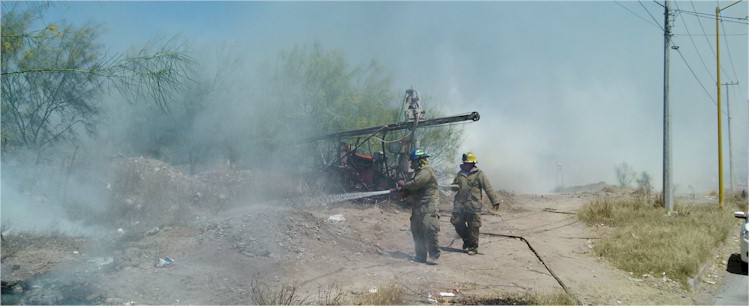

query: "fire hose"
left=479, top=231, right=578, bottom=302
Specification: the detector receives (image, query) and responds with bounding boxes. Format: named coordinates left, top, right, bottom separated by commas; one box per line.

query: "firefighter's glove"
left=397, top=180, right=406, bottom=188
left=492, top=203, right=500, bottom=211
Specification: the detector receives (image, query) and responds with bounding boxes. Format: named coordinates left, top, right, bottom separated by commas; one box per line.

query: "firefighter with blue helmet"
left=397, top=147, right=441, bottom=264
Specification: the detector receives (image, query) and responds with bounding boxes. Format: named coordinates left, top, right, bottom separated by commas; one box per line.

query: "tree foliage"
left=251, top=43, right=463, bottom=175
left=262, top=44, right=397, bottom=140
left=244, top=44, right=400, bottom=169
left=0, top=4, right=193, bottom=160
left=415, top=106, right=464, bottom=176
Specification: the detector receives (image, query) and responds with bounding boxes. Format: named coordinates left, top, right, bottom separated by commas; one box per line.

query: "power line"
left=673, top=44, right=727, bottom=114
left=682, top=0, right=737, bottom=87
left=690, top=1, right=717, bottom=59
left=639, top=0, right=665, bottom=31
left=721, top=17, right=740, bottom=83
left=622, top=1, right=741, bottom=118
left=675, top=9, right=749, bottom=24
left=614, top=1, right=662, bottom=30
left=673, top=1, right=715, bottom=84
left=673, top=33, right=748, bottom=36
left=721, top=16, right=747, bottom=109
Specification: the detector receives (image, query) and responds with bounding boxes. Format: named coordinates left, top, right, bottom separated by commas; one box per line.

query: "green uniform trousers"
left=450, top=211, right=481, bottom=251
left=410, top=213, right=441, bottom=262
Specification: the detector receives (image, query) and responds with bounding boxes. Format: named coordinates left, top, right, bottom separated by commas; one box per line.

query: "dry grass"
left=0, top=229, right=83, bottom=258
left=248, top=280, right=349, bottom=305
left=458, top=291, right=578, bottom=305
left=524, top=291, right=579, bottom=305
left=728, top=190, right=749, bottom=212
left=313, top=282, right=347, bottom=306
left=577, top=196, right=741, bottom=286
left=250, top=281, right=309, bottom=305
left=350, top=283, right=405, bottom=305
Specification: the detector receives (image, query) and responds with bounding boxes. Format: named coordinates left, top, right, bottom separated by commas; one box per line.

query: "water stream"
left=222, top=185, right=457, bottom=217
left=289, top=189, right=393, bottom=206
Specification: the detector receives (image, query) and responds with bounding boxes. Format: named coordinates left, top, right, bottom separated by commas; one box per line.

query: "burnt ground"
left=0, top=159, right=737, bottom=305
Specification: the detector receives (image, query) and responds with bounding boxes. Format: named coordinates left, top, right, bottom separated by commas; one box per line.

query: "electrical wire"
left=672, top=33, right=748, bottom=36
left=614, top=1, right=663, bottom=30
left=690, top=1, right=718, bottom=59
left=672, top=44, right=714, bottom=104
left=721, top=17, right=741, bottom=83
left=673, top=44, right=731, bottom=117
left=674, top=1, right=715, bottom=84
left=675, top=9, right=749, bottom=24
left=683, top=1, right=744, bottom=99
left=638, top=0, right=665, bottom=31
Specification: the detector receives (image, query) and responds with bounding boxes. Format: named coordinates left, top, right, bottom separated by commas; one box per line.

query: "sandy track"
left=1, top=192, right=723, bottom=305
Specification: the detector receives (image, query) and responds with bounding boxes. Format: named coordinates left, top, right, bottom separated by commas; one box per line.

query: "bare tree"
left=635, top=171, right=653, bottom=204
left=615, top=162, right=635, bottom=188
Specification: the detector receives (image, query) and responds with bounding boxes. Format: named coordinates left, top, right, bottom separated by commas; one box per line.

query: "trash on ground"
left=145, top=227, right=160, bottom=236
left=328, top=214, right=345, bottom=222
left=89, top=256, right=114, bottom=269
left=439, top=292, right=455, bottom=297
left=155, top=257, right=174, bottom=268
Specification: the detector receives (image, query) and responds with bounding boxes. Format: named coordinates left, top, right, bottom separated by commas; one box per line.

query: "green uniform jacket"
left=402, top=162, right=439, bottom=215
left=452, top=166, right=500, bottom=213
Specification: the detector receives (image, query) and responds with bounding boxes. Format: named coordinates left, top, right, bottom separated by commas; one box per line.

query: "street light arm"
left=720, top=0, right=743, bottom=12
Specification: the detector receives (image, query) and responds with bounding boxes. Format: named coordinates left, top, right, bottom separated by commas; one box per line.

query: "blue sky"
left=34, top=0, right=750, bottom=193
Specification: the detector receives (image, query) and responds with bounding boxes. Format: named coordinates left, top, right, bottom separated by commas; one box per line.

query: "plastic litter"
left=145, top=227, right=160, bottom=236
left=89, top=256, right=114, bottom=268
left=328, top=214, right=345, bottom=222
left=155, top=257, right=174, bottom=268
left=439, top=292, right=455, bottom=297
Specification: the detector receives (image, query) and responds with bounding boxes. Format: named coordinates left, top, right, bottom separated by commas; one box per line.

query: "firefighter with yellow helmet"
left=450, top=151, right=501, bottom=255
left=397, top=147, right=441, bottom=265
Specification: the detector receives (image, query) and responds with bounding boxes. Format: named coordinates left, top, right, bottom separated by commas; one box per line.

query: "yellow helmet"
left=462, top=152, right=477, bottom=164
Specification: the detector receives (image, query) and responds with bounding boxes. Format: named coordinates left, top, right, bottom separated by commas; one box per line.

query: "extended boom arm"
left=306, top=111, right=480, bottom=142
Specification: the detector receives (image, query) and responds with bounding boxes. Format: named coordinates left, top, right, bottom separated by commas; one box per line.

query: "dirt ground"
left=0, top=158, right=737, bottom=305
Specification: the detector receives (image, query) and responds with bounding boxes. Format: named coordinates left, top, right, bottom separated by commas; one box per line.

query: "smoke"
left=6, top=1, right=749, bottom=227
left=0, top=153, right=109, bottom=236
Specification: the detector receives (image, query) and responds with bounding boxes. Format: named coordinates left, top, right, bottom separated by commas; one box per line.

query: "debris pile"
left=107, top=157, right=203, bottom=231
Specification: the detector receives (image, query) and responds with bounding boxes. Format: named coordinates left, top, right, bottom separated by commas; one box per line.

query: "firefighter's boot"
left=427, top=255, right=439, bottom=265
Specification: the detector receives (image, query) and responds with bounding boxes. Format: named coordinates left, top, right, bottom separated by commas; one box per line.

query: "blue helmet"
left=408, top=147, right=429, bottom=160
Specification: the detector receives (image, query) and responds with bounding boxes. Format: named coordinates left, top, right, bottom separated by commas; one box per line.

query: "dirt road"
left=1, top=191, right=726, bottom=305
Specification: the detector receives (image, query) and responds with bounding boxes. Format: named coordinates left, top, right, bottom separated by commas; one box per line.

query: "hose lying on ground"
left=480, top=231, right=579, bottom=303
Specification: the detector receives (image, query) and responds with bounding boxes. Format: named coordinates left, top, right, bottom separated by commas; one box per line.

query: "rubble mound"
left=106, top=157, right=203, bottom=231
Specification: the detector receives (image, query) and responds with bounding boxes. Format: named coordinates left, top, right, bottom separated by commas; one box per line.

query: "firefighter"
left=397, top=147, right=441, bottom=265
left=450, top=152, right=501, bottom=255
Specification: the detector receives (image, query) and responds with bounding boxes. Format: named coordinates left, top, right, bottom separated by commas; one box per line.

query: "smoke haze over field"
left=22, top=1, right=750, bottom=194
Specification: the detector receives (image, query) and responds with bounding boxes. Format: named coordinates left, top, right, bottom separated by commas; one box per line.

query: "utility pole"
left=715, top=0, right=742, bottom=208
left=724, top=81, right=739, bottom=193
left=663, top=1, right=673, bottom=213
